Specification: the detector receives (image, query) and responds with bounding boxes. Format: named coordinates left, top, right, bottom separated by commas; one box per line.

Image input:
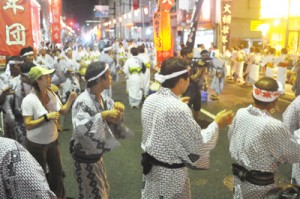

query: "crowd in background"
left=2, top=36, right=300, bottom=198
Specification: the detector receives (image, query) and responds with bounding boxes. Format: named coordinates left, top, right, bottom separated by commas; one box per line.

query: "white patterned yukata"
left=283, top=95, right=300, bottom=184
left=3, top=75, right=31, bottom=144
left=229, top=105, right=300, bottom=199
left=71, top=89, right=132, bottom=199
left=59, top=56, right=81, bottom=103
left=141, top=87, right=220, bottom=199
left=0, top=137, right=56, bottom=199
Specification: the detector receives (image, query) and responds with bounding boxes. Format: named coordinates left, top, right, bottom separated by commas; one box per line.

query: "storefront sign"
left=51, top=0, right=61, bottom=44
left=0, top=0, right=34, bottom=56
left=221, top=0, right=232, bottom=52
left=94, top=5, right=109, bottom=18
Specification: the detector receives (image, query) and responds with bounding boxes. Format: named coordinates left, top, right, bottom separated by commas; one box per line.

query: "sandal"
left=210, top=95, right=219, bottom=100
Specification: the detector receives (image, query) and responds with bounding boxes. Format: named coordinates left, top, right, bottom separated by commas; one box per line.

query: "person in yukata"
left=71, top=61, right=133, bottom=199
left=210, top=50, right=226, bottom=100
left=141, top=57, right=234, bottom=199
left=0, top=137, right=56, bottom=199
left=123, top=47, right=144, bottom=108
left=283, top=92, right=300, bottom=185
left=229, top=76, right=300, bottom=199
left=3, top=62, right=35, bottom=144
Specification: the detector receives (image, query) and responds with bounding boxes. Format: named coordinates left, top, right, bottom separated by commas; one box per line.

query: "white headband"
left=64, top=47, right=72, bottom=53
left=154, top=69, right=188, bottom=83
left=103, top=46, right=112, bottom=52
left=40, top=46, right=48, bottom=50
left=21, top=51, right=33, bottom=57
left=87, top=64, right=109, bottom=82
left=252, top=81, right=283, bottom=102
left=8, top=60, right=23, bottom=65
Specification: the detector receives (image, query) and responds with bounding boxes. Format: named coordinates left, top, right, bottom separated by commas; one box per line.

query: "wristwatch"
left=43, top=114, right=49, bottom=122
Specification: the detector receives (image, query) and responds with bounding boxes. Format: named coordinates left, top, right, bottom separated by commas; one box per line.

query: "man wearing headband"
left=59, top=46, right=80, bottom=103
left=228, top=77, right=300, bottom=199
left=141, top=57, right=234, bottom=198
left=36, top=46, right=55, bottom=69
left=2, top=62, right=35, bottom=144
left=70, top=61, right=132, bottom=198
left=20, top=46, right=35, bottom=64
left=0, top=57, right=23, bottom=87
left=98, top=45, right=118, bottom=98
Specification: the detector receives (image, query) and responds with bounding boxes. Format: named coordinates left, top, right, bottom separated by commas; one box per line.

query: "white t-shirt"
left=21, top=89, right=61, bottom=144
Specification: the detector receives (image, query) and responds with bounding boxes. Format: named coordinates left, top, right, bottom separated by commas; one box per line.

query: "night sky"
left=63, top=0, right=99, bottom=25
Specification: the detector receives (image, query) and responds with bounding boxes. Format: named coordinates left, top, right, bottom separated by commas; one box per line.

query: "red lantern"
left=158, top=0, right=175, bottom=11
left=133, top=0, right=139, bottom=10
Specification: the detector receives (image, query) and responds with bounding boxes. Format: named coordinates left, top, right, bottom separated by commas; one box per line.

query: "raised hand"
left=214, top=109, right=234, bottom=128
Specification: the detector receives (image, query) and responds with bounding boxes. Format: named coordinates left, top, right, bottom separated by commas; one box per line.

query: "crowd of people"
left=1, top=37, right=300, bottom=199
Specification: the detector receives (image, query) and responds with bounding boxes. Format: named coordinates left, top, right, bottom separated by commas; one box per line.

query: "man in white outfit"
left=123, top=47, right=143, bottom=108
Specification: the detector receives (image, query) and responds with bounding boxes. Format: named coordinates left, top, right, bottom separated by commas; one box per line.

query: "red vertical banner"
left=221, top=0, right=232, bottom=52
left=51, top=0, right=61, bottom=44
left=0, top=0, right=34, bottom=56
left=153, top=11, right=173, bottom=64
left=31, top=0, right=41, bottom=50
left=153, top=0, right=175, bottom=66
left=133, top=0, right=139, bottom=10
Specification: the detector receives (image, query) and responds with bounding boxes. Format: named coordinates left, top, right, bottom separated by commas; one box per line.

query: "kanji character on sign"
left=5, top=23, right=26, bottom=46
left=223, top=4, right=231, bottom=14
left=3, top=0, right=24, bottom=15
left=222, top=15, right=232, bottom=24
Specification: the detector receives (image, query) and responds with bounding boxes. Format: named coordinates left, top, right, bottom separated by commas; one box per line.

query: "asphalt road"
left=23, top=73, right=299, bottom=198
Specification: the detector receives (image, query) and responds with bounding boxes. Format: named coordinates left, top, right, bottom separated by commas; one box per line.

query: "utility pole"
left=186, top=0, right=205, bottom=48
left=141, top=0, right=145, bottom=40
left=114, top=2, right=116, bottom=39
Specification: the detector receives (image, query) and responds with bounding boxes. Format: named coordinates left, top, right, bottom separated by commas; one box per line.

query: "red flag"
left=51, top=0, right=62, bottom=44
left=133, top=0, right=139, bottom=10
left=0, top=0, right=34, bottom=56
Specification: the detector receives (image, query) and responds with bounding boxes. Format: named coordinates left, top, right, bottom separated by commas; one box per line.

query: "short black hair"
left=160, top=57, right=189, bottom=88
left=138, top=45, right=145, bottom=53
left=20, top=46, right=33, bottom=57
left=180, top=47, right=193, bottom=57
left=21, top=62, right=35, bottom=74
left=200, top=49, right=209, bottom=55
left=85, top=61, right=108, bottom=88
left=130, top=47, right=139, bottom=56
